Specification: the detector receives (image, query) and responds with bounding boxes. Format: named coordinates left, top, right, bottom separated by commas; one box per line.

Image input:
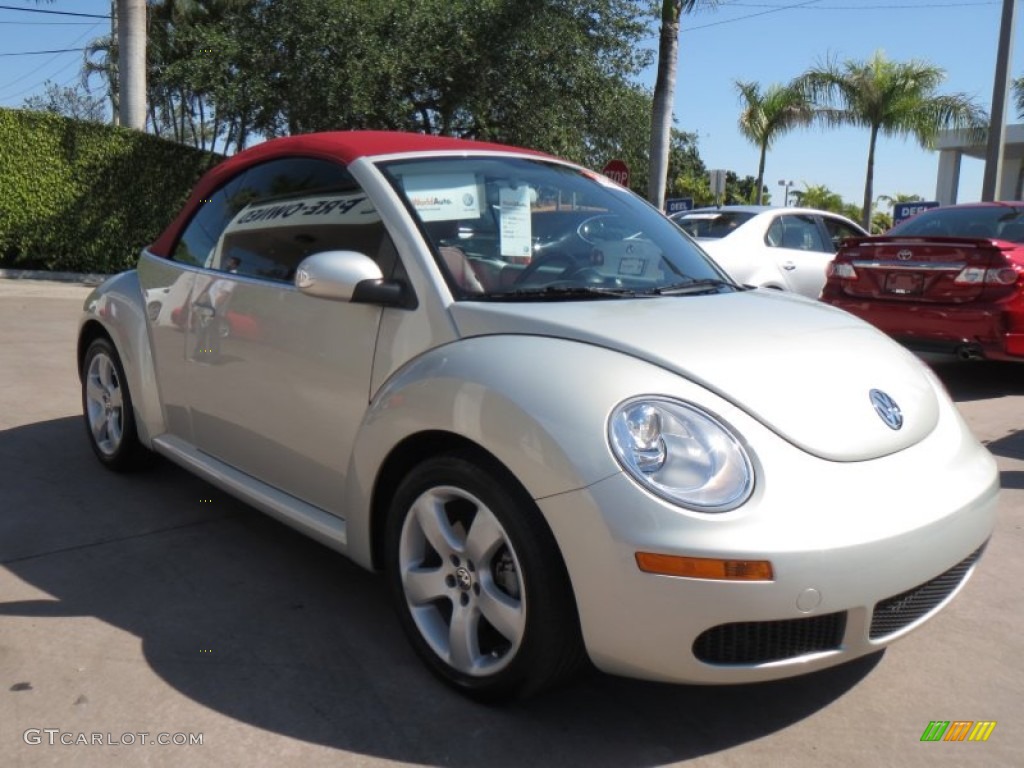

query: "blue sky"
left=0, top=0, right=1017, bottom=209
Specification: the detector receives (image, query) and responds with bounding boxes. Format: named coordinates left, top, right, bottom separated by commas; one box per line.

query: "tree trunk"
left=198, top=97, right=207, bottom=152
left=756, top=142, right=767, bottom=205
left=117, top=0, right=147, bottom=130
left=237, top=106, right=250, bottom=151
left=862, top=124, right=879, bottom=230
left=648, top=1, right=681, bottom=209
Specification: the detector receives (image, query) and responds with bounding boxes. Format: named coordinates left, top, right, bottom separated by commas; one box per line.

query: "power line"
left=724, top=1, right=996, bottom=7
left=685, top=0, right=996, bottom=31
left=0, top=4, right=110, bottom=19
left=0, top=20, right=103, bottom=101
left=0, top=48, right=89, bottom=57
left=683, top=0, right=825, bottom=31
left=0, top=54, right=80, bottom=102
left=0, top=20, right=99, bottom=25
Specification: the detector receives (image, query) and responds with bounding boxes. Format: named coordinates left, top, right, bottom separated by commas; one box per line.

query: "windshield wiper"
left=482, top=285, right=647, bottom=301
left=654, top=278, right=739, bottom=295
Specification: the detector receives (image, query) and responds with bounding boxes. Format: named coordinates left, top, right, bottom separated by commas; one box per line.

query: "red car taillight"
left=827, top=261, right=857, bottom=280
left=953, top=266, right=1019, bottom=285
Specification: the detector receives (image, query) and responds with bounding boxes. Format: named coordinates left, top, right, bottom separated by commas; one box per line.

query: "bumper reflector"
left=636, top=552, right=774, bottom=581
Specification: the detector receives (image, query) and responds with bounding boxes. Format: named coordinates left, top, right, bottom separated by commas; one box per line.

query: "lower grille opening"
left=870, top=543, right=986, bottom=639
left=694, top=612, right=846, bottom=665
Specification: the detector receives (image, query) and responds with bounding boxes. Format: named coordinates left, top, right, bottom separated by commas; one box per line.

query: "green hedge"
left=0, top=108, right=220, bottom=274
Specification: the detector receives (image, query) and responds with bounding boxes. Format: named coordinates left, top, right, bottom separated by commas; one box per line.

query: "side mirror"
left=295, top=250, right=409, bottom=306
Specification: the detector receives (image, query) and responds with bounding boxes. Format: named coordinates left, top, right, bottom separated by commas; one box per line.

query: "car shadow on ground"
left=1, top=417, right=880, bottom=767
left=981, top=428, right=1024, bottom=490
left=927, top=357, right=1024, bottom=402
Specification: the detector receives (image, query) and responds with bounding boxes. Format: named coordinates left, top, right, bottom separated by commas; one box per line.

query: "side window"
left=173, top=174, right=244, bottom=267
left=221, top=189, right=394, bottom=283
left=767, top=214, right=828, bottom=251
left=821, top=217, right=863, bottom=252
left=172, top=157, right=365, bottom=279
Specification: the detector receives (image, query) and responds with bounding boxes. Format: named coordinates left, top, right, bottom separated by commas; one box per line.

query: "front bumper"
left=538, top=392, right=999, bottom=685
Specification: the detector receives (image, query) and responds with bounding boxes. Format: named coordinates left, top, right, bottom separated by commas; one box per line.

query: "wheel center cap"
left=454, top=566, right=472, bottom=591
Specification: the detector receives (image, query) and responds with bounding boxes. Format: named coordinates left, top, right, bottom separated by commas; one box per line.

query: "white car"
left=79, top=133, right=996, bottom=701
left=672, top=205, right=867, bottom=297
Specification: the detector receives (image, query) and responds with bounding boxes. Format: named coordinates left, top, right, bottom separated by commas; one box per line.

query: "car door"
left=161, top=157, right=400, bottom=515
left=764, top=213, right=833, bottom=296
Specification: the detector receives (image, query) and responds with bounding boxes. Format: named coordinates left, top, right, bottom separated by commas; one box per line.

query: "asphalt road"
left=1, top=278, right=1021, bottom=767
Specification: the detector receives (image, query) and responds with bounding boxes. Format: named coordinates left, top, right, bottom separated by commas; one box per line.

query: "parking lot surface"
left=1, top=278, right=1021, bottom=767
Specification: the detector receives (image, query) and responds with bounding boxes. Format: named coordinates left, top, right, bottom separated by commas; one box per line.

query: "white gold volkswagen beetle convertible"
left=78, top=131, right=998, bottom=701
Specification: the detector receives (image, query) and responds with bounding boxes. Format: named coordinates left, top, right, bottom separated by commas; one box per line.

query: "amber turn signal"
left=635, top=552, right=774, bottom=581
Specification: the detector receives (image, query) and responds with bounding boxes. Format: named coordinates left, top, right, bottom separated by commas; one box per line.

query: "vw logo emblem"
left=454, top=566, right=473, bottom=591
left=896, top=249, right=913, bottom=261
left=870, top=389, right=903, bottom=430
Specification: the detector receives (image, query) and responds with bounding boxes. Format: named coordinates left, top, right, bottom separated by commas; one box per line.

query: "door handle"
left=782, top=261, right=796, bottom=271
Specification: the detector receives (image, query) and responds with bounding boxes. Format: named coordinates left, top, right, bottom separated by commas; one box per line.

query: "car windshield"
left=670, top=210, right=757, bottom=239
left=377, top=155, right=735, bottom=299
left=890, top=206, right=1024, bottom=242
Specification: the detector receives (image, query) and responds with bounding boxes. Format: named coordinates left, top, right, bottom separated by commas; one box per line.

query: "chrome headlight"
left=609, top=397, right=754, bottom=512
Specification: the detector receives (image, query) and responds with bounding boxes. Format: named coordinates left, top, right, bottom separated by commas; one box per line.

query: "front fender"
left=79, top=270, right=164, bottom=446
left=342, top=334, right=724, bottom=568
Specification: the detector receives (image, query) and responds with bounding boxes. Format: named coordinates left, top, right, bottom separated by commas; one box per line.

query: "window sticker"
left=402, top=173, right=480, bottom=221
left=499, top=185, right=533, bottom=259
left=225, top=192, right=379, bottom=234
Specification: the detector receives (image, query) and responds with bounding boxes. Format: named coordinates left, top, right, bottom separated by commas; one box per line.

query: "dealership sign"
left=893, top=201, right=940, bottom=225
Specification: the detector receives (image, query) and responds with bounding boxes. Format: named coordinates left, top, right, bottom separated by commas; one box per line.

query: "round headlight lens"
left=609, top=397, right=754, bottom=512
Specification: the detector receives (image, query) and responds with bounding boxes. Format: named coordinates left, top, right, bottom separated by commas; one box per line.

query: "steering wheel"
left=514, top=251, right=581, bottom=285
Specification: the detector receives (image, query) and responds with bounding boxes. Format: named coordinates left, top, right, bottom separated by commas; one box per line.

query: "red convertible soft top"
left=150, top=131, right=548, bottom=257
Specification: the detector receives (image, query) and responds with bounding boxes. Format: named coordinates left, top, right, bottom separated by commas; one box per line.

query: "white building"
left=935, top=125, right=1024, bottom=203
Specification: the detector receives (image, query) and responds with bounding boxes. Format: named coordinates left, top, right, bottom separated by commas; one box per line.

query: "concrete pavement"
left=1, top=278, right=1021, bottom=767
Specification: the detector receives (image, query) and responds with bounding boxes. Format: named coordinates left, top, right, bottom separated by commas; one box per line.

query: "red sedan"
left=821, top=202, right=1024, bottom=361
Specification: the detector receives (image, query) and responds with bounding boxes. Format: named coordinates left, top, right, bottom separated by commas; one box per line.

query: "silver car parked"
left=79, top=132, right=997, bottom=701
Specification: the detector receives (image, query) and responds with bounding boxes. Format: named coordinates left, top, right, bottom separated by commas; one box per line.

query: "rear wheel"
left=385, top=453, right=584, bottom=702
left=81, top=337, right=151, bottom=471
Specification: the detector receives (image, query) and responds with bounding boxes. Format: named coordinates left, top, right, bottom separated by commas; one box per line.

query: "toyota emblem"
left=896, top=249, right=913, bottom=261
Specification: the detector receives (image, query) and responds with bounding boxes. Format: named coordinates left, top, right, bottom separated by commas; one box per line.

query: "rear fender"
left=79, top=270, right=164, bottom=446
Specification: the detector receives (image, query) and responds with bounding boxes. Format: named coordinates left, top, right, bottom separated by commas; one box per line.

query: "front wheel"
left=385, top=453, right=585, bottom=702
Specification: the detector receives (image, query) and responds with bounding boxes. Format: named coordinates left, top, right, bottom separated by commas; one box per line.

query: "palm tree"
left=876, top=192, right=923, bottom=211
left=649, top=1, right=718, bottom=210
left=798, top=50, right=986, bottom=230
left=789, top=183, right=844, bottom=213
left=735, top=81, right=812, bottom=205
left=83, top=32, right=118, bottom=125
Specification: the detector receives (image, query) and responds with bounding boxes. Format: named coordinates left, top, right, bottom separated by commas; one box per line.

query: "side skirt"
left=152, top=434, right=349, bottom=555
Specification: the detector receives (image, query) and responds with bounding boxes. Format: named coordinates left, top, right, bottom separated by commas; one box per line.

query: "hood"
left=449, top=291, right=939, bottom=462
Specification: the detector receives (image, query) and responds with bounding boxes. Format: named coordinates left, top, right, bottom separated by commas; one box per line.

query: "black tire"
left=81, top=337, right=152, bottom=472
left=385, top=452, right=585, bottom=702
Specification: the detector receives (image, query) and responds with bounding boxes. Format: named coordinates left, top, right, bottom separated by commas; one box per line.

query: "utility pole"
left=116, top=0, right=147, bottom=131
left=981, top=0, right=1017, bottom=201
left=110, top=0, right=118, bottom=126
